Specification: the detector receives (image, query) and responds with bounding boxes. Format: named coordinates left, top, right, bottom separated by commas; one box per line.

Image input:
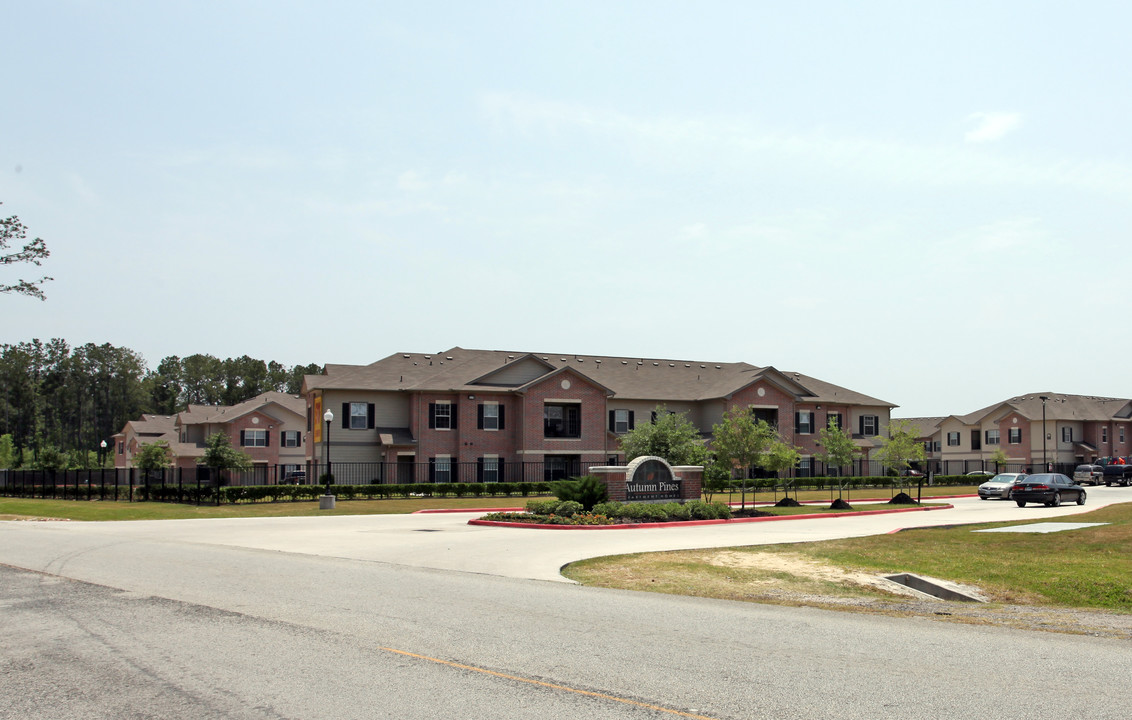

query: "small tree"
left=135, top=440, right=173, bottom=479
left=197, top=433, right=252, bottom=486
left=620, top=405, right=708, bottom=467
left=710, top=405, right=776, bottom=508
left=814, top=419, right=861, bottom=498
left=760, top=440, right=802, bottom=499
left=989, top=447, right=1009, bottom=474
left=0, top=434, right=14, bottom=470
left=874, top=419, right=926, bottom=486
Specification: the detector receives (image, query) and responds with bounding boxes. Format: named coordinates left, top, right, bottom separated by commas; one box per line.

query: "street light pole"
left=99, top=440, right=107, bottom=467
left=321, top=409, right=335, bottom=509
left=1040, top=395, right=1049, bottom=472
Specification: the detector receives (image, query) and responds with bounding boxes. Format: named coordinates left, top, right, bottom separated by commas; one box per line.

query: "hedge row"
left=716, top=475, right=977, bottom=492
left=217, top=481, right=554, bottom=504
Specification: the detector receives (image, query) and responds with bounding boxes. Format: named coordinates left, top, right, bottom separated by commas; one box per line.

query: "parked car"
left=978, top=473, right=1027, bottom=500
left=1011, top=473, right=1086, bottom=507
left=1073, top=464, right=1105, bottom=486
left=966, top=470, right=994, bottom=477
left=1096, top=457, right=1132, bottom=486
left=283, top=470, right=307, bottom=484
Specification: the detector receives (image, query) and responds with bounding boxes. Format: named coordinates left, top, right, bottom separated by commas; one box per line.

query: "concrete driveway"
left=5, top=487, right=1129, bottom=583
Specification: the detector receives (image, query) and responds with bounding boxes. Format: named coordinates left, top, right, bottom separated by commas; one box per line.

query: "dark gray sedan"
left=1012, top=473, right=1086, bottom=507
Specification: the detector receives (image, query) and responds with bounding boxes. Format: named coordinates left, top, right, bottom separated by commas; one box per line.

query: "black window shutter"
left=609, top=411, right=616, bottom=432
left=451, top=405, right=457, bottom=429
left=477, top=404, right=484, bottom=430
left=794, top=413, right=801, bottom=435
left=498, top=457, right=506, bottom=481
left=240, top=430, right=246, bottom=446
left=651, top=411, right=657, bottom=423
left=428, top=458, right=435, bottom=482
left=499, top=405, right=505, bottom=430
left=628, top=411, right=635, bottom=430
left=428, top=403, right=436, bottom=429
left=341, top=403, right=349, bottom=429
left=368, top=403, right=375, bottom=429
left=265, top=430, right=270, bottom=447
left=477, top=457, right=484, bottom=482
left=859, top=416, right=865, bottom=435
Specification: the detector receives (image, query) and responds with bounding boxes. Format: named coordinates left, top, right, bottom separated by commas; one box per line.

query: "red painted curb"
left=466, top=503, right=953, bottom=530
left=414, top=507, right=524, bottom=514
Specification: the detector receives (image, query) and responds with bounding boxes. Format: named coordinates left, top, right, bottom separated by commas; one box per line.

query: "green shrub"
left=591, top=501, right=625, bottom=518
left=551, top=475, right=609, bottom=511
left=553, top=500, right=584, bottom=517
left=526, top=499, right=560, bottom=515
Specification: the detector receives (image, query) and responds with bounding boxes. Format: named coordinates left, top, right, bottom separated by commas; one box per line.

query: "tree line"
left=0, top=338, right=321, bottom=468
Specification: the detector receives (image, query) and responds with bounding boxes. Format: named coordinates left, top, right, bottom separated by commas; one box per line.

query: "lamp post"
left=99, top=440, right=107, bottom=468
left=321, top=409, right=335, bottom=509
left=1040, top=395, right=1049, bottom=472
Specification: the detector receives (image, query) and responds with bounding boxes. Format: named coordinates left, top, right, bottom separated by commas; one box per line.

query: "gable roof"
left=303, top=347, right=894, bottom=407
left=177, top=391, right=306, bottom=426
left=941, top=393, right=1132, bottom=427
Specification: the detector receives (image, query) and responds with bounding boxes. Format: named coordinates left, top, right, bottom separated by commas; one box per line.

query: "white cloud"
left=964, top=112, right=1021, bottom=143
left=397, top=170, right=429, bottom=191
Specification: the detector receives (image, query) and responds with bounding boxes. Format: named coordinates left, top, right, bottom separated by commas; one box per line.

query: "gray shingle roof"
left=303, top=347, right=895, bottom=407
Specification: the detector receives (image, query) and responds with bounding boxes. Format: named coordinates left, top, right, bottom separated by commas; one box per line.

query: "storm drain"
left=883, top=573, right=986, bottom=603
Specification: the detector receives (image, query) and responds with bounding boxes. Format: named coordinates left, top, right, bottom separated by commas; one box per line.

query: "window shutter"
left=265, top=430, right=270, bottom=447
left=794, top=413, right=801, bottom=435
left=451, top=405, right=457, bottom=429
left=859, top=416, right=866, bottom=436
left=498, top=405, right=505, bottom=430
left=428, top=458, right=435, bottom=482
left=477, top=457, right=484, bottom=482
left=628, top=411, right=635, bottom=430
left=498, top=457, right=505, bottom=481
left=341, top=403, right=349, bottom=429
left=367, top=403, right=375, bottom=429
left=428, top=403, right=436, bottom=429
left=478, top=404, right=484, bottom=430
left=609, top=411, right=616, bottom=432
left=651, top=411, right=657, bottom=423
left=240, top=430, right=246, bottom=446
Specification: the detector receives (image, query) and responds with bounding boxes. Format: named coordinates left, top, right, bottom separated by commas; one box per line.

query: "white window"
left=1102, top=427, right=1108, bottom=444
left=482, top=456, right=499, bottom=483
left=861, top=416, right=878, bottom=436
left=985, top=430, right=1000, bottom=446
left=243, top=429, right=267, bottom=447
left=1122, top=426, right=1126, bottom=444
left=947, top=431, right=960, bottom=447
left=434, top=456, right=451, bottom=483
left=614, top=409, right=630, bottom=434
left=1062, top=427, right=1073, bottom=443
left=433, top=402, right=452, bottom=430
left=1008, top=428, right=1022, bottom=444
left=350, top=402, right=368, bottom=430
left=482, top=404, right=499, bottom=431
left=796, top=411, right=813, bottom=434
left=282, top=431, right=301, bottom=448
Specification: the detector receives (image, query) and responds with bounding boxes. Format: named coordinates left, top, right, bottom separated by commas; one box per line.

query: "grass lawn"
left=563, top=502, right=1132, bottom=613
left=0, top=495, right=531, bottom=522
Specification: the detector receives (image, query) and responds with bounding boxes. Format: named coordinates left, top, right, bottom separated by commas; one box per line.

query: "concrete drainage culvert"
left=882, top=573, right=987, bottom=603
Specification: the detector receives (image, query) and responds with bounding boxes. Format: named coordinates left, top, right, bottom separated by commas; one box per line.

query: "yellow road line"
left=377, top=646, right=718, bottom=719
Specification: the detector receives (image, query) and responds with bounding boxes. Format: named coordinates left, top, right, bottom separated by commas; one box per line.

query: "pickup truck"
left=1095, top=457, right=1132, bottom=486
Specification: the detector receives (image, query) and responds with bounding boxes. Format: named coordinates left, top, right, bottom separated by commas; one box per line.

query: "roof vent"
left=446, top=356, right=453, bottom=360
left=621, top=361, right=628, bottom=365
left=403, top=354, right=410, bottom=359
left=595, top=359, right=601, bottom=364
left=669, top=363, right=675, bottom=367
left=652, top=362, right=659, bottom=366
left=424, top=355, right=431, bottom=359
left=684, top=364, right=690, bottom=368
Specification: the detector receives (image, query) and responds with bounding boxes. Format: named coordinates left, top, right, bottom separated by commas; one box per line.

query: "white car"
left=978, top=473, right=1028, bottom=500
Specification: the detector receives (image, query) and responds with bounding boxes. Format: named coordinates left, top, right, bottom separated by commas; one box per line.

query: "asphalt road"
left=2, top=488, right=1131, bottom=719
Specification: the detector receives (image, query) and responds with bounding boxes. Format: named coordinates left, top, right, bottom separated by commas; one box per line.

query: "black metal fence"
left=0, top=467, right=219, bottom=504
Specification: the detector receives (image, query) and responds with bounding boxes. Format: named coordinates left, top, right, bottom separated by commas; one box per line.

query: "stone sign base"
left=590, top=457, right=702, bottom=504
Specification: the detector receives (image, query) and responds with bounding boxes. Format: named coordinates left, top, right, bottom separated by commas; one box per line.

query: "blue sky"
left=3, top=1, right=1131, bottom=418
